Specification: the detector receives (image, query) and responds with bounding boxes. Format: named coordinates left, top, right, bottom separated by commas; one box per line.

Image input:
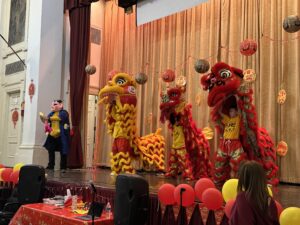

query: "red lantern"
left=161, top=69, right=175, bottom=83
left=174, top=184, right=195, bottom=207
left=224, top=199, right=236, bottom=218
left=202, top=188, right=223, bottom=210
left=275, top=200, right=283, bottom=217
left=28, top=79, right=35, bottom=103
left=12, top=109, right=19, bottom=128
left=1, top=168, right=13, bottom=182
left=158, top=184, right=176, bottom=205
left=194, top=178, right=215, bottom=201
left=10, top=171, right=20, bottom=184
left=240, top=39, right=258, bottom=56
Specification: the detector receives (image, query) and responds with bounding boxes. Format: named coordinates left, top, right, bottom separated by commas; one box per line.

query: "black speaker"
left=114, top=174, right=149, bottom=225
left=18, top=165, right=45, bottom=204
left=118, top=0, right=137, bottom=9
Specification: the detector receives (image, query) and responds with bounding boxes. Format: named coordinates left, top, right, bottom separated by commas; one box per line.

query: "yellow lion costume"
left=99, top=73, right=165, bottom=175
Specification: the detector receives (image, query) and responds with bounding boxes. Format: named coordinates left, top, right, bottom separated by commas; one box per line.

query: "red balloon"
left=275, top=200, right=283, bottom=217
left=158, top=184, right=176, bottom=205
left=0, top=164, right=4, bottom=168
left=1, top=168, right=13, bottom=182
left=224, top=199, right=236, bottom=218
left=10, top=171, right=20, bottom=184
left=174, top=184, right=195, bottom=207
left=194, top=178, right=215, bottom=201
left=202, top=188, right=223, bottom=210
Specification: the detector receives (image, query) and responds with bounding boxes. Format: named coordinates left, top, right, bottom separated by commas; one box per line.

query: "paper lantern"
left=158, top=184, right=176, bottom=205
left=1, top=168, right=13, bottom=182
left=224, top=199, right=236, bottom=218
left=243, top=69, right=256, bottom=82
left=277, top=89, right=287, bottom=104
left=240, top=39, right=258, bottom=56
left=175, top=75, right=186, bottom=87
left=194, top=59, right=210, bottom=73
left=10, top=171, right=20, bottom=184
left=12, top=109, right=19, bottom=128
left=28, top=79, right=35, bottom=103
left=135, top=72, right=148, bottom=85
left=161, top=69, right=175, bottom=82
left=283, top=15, right=300, bottom=33
left=85, top=65, right=96, bottom=75
left=277, top=141, right=288, bottom=157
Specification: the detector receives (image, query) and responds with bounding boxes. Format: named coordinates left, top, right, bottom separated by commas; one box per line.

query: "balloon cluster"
left=158, top=178, right=223, bottom=210
left=0, top=163, right=24, bottom=184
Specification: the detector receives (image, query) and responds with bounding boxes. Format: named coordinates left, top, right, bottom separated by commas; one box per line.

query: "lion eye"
left=220, top=70, right=231, bottom=79
left=116, top=77, right=126, bottom=85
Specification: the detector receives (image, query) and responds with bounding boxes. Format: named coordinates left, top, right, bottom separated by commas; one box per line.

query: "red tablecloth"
left=9, top=203, right=113, bottom=225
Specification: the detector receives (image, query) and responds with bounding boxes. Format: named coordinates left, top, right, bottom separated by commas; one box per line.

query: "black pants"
left=48, top=150, right=67, bottom=170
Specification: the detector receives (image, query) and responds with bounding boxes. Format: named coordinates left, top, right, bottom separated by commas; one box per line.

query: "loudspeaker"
left=18, top=165, right=45, bottom=204
left=114, top=174, right=149, bottom=225
left=118, top=0, right=137, bottom=9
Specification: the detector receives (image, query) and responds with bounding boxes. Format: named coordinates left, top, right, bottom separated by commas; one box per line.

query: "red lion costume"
left=200, top=62, right=278, bottom=186
left=160, top=86, right=211, bottom=180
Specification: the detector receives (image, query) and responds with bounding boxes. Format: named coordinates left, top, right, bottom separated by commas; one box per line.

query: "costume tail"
left=257, top=128, right=279, bottom=186
left=134, top=128, right=165, bottom=171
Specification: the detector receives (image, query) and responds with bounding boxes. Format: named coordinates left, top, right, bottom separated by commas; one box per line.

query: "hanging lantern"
left=28, top=79, right=35, bottom=103
left=243, top=69, right=256, bottom=83
left=107, top=70, right=119, bottom=81
left=277, top=141, right=288, bottom=157
left=161, top=69, right=175, bottom=82
left=194, top=59, right=210, bottom=73
left=85, top=64, right=96, bottom=75
left=277, top=89, right=287, bottom=104
left=11, top=109, right=19, bottom=129
left=240, top=39, right=258, bottom=56
left=283, top=15, right=300, bottom=33
left=135, top=72, right=148, bottom=85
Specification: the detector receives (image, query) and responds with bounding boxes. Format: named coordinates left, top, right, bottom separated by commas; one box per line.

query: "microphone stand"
left=90, top=182, right=97, bottom=225
left=180, top=188, right=186, bottom=225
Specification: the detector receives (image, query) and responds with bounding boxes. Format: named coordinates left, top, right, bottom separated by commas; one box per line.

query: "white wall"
left=137, top=0, right=209, bottom=25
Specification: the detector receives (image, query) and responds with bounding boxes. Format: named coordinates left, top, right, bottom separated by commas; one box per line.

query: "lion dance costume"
left=200, top=62, right=278, bottom=186
left=160, top=86, right=211, bottom=180
left=99, top=72, right=165, bottom=175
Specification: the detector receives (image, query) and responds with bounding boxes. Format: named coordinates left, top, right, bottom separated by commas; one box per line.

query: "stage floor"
left=46, top=168, right=300, bottom=208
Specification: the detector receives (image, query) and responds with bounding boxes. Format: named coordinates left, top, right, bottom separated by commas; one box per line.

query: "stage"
left=43, top=168, right=300, bottom=224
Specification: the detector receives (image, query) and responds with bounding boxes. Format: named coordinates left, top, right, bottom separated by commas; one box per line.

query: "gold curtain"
left=95, top=0, right=300, bottom=183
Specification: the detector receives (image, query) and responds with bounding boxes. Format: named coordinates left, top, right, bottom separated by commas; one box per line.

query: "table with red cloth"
left=9, top=203, right=113, bottom=225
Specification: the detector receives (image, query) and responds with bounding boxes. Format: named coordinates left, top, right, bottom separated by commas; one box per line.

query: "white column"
left=16, top=0, right=64, bottom=166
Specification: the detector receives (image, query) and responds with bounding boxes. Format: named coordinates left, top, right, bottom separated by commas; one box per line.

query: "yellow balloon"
left=13, top=163, right=24, bottom=172
left=222, top=179, right=238, bottom=202
left=280, top=207, right=300, bottom=225
left=268, top=186, right=273, bottom=197
left=0, top=168, right=5, bottom=181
